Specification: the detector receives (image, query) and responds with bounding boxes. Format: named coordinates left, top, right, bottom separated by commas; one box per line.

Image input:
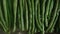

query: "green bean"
left=50, top=11, right=59, bottom=32
left=42, top=0, right=46, bottom=23
left=3, top=0, right=8, bottom=27
left=35, top=0, right=43, bottom=31
left=0, top=21, right=7, bottom=32
left=25, top=0, right=28, bottom=30
left=37, top=1, right=43, bottom=28
left=49, top=28, right=54, bottom=32
left=0, top=5, right=7, bottom=32
left=42, top=0, right=46, bottom=34
left=31, top=0, right=35, bottom=34
left=0, top=11, right=8, bottom=30
left=6, top=0, right=12, bottom=30
left=45, top=0, right=51, bottom=27
left=0, top=6, right=8, bottom=31
left=46, top=0, right=59, bottom=32
left=34, top=28, right=37, bottom=33
left=37, top=0, right=44, bottom=33
left=48, top=0, right=54, bottom=20
left=18, top=6, right=21, bottom=30
left=13, top=0, right=17, bottom=32
left=27, top=0, right=31, bottom=30
left=27, top=0, right=32, bottom=34
left=20, top=0, right=24, bottom=31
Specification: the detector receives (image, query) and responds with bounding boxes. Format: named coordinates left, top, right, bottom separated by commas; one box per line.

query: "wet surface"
left=0, top=29, right=60, bottom=34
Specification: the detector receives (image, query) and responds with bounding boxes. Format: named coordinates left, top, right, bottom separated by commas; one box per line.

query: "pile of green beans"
left=0, top=0, right=60, bottom=34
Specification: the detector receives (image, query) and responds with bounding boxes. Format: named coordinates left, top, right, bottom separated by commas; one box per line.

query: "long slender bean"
left=25, top=0, right=29, bottom=30
left=0, top=21, right=7, bottom=32
left=42, top=0, right=46, bottom=34
left=31, top=0, right=35, bottom=34
left=27, top=0, right=32, bottom=34
left=50, top=11, right=59, bottom=32
left=3, top=0, right=8, bottom=27
left=37, top=2, right=44, bottom=33
left=46, top=0, right=59, bottom=32
left=20, top=0, right=24, bottom=31
left=0, top=5, right=7, bottom=32
left=0, top=11, right=8, bottom=30
left=48, top=0, right=54, bottom=20
left=13, top=0, right=17, bottom=32
left=45, top=0, right=51, bottom=27
left=37, top=1, right=43, bottom=28
left=35, top=0, right=43, bottom=31
left=18, top=6, right=21, bottom=30
left=6, top=0, right=11, bottom=31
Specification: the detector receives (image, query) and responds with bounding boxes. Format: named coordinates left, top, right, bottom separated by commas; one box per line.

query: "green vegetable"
left=25, top=0, right=29, bottom=30
left=20, top=0, right=25, bottom=31
left=46, top=0, right=59, bottom=32
left=45, top=0, right=51, bottom=27
left=35, top=0, right=43, bottom=32
left=13, top=0, right=17, bottom=32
